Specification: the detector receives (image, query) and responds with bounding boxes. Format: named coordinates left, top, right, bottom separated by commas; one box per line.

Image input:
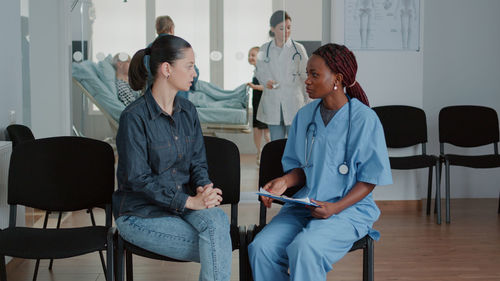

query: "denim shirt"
left=113, top=88, right=210, bottom=218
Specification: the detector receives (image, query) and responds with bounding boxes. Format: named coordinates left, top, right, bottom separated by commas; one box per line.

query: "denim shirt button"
left=177, top=185, right=181, bottom=189
left=174, top=136, right=178, bottom=140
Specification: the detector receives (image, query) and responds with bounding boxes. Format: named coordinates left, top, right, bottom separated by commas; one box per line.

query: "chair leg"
left=363, top=237, right=374, bottom=281
left=126, top=249, right=133, bottom=281
left=426, top=166, right=433, bottom=215
left=435, top=160, right=442, bottom=225
left=116, top=236, right=125, bottom=281
left=106, top=228, right=114, bottom=281
left=88, top=208, right=108, bottom=277
left=238, top=226, right=247, bottom=281
left=33, top=211, right=51, bottom=281
left=445, top=160, right=451, bottom=224
left=48, top=211, right=63, bottom=270
left=498, top=191, right=499, bottom=214
left=0, top=255, right=7, bottom=281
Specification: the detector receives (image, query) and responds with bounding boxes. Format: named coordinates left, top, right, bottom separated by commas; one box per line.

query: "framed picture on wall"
left=344, top=0, right=420, bottom=51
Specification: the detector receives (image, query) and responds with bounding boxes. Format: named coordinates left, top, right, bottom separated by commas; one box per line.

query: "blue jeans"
left=115, top=208, right=232, bottom=281
left=268, top=124, right=290, bottom=141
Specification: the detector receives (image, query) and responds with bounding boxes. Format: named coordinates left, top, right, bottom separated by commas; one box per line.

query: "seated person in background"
left=154, top=15, right=198, bottom=99
left=112, top=53, right=141, bottom=106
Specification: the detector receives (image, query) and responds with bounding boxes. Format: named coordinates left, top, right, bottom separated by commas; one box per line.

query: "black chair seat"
left=349, top=235, right=370, bottom=252
left=444, top=154, right=500, bottom=169
left=390, top=155, right=438, bottom=170
left=123, top=241, right=186, bottom=262
left=0, top=226, right=109, bottom=259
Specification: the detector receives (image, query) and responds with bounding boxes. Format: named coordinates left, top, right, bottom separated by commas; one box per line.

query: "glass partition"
left=156, top=0, right=210, bottom=81
left=91, top=0, right=146, bottom=61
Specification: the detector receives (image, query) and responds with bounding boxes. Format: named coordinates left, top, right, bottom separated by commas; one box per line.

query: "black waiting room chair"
left=245, top=139, right=374, bottom=281
left=115, top=136, right=247, bottom=281
left=5, top=124, right=107, bottom=281
left=439, top=105, right=500, bottom=223
left=0, top=137, right=115, bottom=281
left=372, top=106, right=442, bottom=224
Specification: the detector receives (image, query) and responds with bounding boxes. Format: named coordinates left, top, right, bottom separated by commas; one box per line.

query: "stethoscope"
left=264, top=39, right=302, bottom=81
left=304, top=95, right=352, bottom=175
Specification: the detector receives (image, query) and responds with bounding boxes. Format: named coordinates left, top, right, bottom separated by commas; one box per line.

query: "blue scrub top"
left=282, top=98, right=392, bottom=238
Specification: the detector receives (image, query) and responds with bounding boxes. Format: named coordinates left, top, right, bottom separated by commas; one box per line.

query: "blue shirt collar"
left=144, top=87, right=184, bottom=120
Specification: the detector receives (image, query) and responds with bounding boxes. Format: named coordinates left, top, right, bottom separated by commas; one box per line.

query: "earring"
left=334, top=84, right=338, bottom=91
left=166, top=74, right=170, bottom=80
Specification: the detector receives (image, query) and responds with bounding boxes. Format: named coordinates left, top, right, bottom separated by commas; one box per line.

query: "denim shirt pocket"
left=182, top=135, right=195, bottom=161
left=148, top=140, right=176, bottom=173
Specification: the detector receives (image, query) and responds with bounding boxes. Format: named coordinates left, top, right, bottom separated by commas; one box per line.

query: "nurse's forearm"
left=283, top=168, right=306, bottom=188
left=335, top=181, right=375, bottom=214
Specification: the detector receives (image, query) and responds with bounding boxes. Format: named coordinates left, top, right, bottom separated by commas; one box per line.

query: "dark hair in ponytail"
left=312, top=43, right=370, bottom=107
left=128, top=34, right=192, bottom=91
left=268, top=10, right=291, bottom=38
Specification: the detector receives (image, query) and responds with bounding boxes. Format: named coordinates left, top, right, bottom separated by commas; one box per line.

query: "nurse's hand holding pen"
left=261, top=168, right=307, bottom=208
left=261, top=176, right=288, bottom=208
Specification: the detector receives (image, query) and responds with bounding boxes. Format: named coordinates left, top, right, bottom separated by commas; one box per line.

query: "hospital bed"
left=72, top=57, right=251, bottom=136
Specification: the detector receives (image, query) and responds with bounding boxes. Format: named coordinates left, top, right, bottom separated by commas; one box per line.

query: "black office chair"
left=439, top=105, right=500, bottom=223
left=245, top=139, right=374, bottom=281
left=373, top=106, right=442, bottom=224
left=0, top=137, right=115, bottom=281
left=5, top=124, right=107, bottom=281
left=116, top=136, right=247, bottom=281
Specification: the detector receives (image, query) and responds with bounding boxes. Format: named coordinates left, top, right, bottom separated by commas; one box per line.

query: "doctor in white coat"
left=256, top=10, right=309, bottom=141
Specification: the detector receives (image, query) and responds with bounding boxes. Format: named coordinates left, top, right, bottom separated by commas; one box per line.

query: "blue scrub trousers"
left=248, top=206, right=362, bottom=281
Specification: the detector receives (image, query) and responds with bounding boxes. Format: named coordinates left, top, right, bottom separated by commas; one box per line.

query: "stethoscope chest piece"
left=338, top=163, right=349, bottom=175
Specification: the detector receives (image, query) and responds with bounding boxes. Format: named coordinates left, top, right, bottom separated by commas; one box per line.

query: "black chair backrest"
left=439, top=105, right=499, bottom=147
left=6, top=124, right=35, bottom=147
left=372, top=105, right=427, bottom=148
left=259, top=139, right=302, bottom=198
left=8, top=136, right=115, bottom=212
left=204, top=136, right=240, bottom=205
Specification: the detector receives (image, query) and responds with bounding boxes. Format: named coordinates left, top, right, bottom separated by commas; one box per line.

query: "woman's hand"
left=261, top=177, right=288, bottom=208
left=306, top=200, right=340, bottom=219
left=266, top=80, right=276, bottom=89
left=186, top=183, right=223, bottom=210
left=247, top=82, right=257, bottom=89
left=247, top=82, right=264, bottom=91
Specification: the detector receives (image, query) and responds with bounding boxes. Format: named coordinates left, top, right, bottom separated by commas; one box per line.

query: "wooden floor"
left=6, top=154, right=500, bottom=281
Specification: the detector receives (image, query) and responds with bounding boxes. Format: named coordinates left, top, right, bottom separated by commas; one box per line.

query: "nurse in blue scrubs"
left=248, top=43, right=393, bottom=281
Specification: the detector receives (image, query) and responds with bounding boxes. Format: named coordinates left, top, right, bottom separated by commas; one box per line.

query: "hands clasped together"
left=186, top=183, right=223, bottom=210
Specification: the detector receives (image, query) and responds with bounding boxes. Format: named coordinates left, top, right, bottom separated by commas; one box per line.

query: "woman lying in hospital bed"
left=72, top=54, right=250, bottom=134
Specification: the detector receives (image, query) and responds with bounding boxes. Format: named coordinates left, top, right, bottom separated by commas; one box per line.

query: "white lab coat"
left=255, top=39, right=309, bottom=126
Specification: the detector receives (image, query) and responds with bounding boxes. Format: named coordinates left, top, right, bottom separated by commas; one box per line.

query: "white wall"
left=332, top=0, right=426, bottom=200
left=284, top=0, right=322, bottom=41
left=29, top=0, right=72, bottom=138
left=0, top=0, right=23, bottom=140
left=423, top=0, right=500, bottom=198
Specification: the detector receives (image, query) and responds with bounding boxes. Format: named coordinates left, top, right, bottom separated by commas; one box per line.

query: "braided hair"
left=312, top=44, right=369, bottom=107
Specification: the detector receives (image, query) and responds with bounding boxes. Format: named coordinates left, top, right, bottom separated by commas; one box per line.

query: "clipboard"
left=256, top=188, right=319, bottom=207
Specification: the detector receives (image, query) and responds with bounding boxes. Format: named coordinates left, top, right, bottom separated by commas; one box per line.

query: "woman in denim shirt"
left=113, top=35, right=232, bottom=281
